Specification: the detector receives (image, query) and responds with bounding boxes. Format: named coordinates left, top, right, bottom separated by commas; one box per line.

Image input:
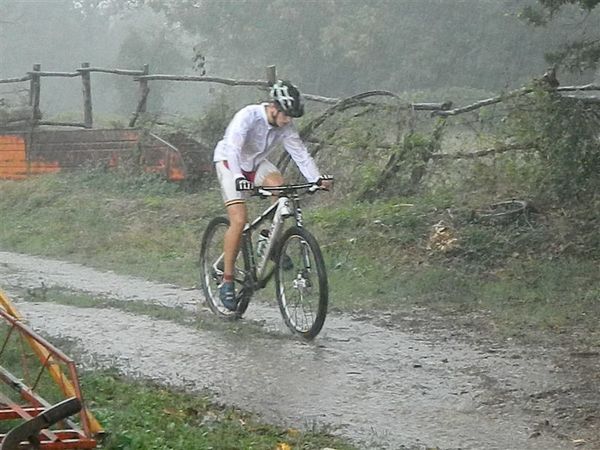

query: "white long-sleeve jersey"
left=213, top=103, right=320, bottom=182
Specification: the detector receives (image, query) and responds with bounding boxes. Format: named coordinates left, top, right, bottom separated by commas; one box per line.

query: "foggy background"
left=1, top=0, right=599, bottom=121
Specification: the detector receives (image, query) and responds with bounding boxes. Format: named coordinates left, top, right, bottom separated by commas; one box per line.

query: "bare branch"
left=433, top=87, right=533, bottom=117
left=430, top=143, right=535, bottom=160
left=556, top=84, right=600, bottom=92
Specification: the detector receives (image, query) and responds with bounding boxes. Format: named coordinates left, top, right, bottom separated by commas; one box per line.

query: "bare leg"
left=223, top=203, right=247, bottom=280
left=222, top=172, right=281, bottom=279
left=262, top=172, right=284, bottom=187
left=262, top=172, right=284, bottom=198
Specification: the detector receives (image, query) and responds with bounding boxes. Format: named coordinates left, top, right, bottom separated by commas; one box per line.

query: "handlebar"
left=239, top=175, right=333, bottom=197
left=251, top=183, right=329, bottom=197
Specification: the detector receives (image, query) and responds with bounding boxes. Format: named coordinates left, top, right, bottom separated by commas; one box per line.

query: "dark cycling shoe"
left=219, top=282, right=237, bottom=311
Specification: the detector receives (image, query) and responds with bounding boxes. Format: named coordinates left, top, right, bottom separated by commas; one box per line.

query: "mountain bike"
left=199, top=180, right=331, bottom=339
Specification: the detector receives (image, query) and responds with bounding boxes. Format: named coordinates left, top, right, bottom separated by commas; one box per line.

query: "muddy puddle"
left=0, top=251, right=598, bottom=449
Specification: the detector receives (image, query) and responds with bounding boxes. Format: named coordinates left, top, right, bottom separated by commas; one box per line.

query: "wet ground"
left=0, top=251, right=598, bottom=449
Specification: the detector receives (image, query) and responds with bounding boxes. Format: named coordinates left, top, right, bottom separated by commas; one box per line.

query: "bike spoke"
left=200, top=217, right=249, bottom=317
left=276, top=230, right=327, bottom=338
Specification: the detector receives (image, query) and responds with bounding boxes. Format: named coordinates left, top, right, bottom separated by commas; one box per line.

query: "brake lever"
left=257, top=188, right=272, bottom=197
left=308, top=184, right=325, bottom=194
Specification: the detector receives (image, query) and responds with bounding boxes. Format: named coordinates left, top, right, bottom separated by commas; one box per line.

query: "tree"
left=0, top=0, right=117, bottom=113
left=113, top=25, right=187, bottom=114
left=521, top=0, right=600, bottom=72
left=130, top=0, right=591, bottom=95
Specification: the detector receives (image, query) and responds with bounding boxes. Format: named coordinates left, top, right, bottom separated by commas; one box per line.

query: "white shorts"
left=215, top=160, right=281, bottom=206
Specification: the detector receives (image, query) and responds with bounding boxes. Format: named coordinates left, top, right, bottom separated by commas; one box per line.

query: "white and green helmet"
left=270, top=80, right=304, bottom=118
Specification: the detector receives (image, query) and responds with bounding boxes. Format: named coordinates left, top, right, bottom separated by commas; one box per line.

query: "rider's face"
left=275, top=111, right=292, bottom=127
left=267, top=104, right=292, bottom=127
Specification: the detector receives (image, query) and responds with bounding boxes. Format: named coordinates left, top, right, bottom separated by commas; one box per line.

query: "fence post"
left=29, top=64, right=41, bottom=122
left=266, top=65, right=277, bottom=85
left=81, top=62, right=93, bottom=128
left=139, top=64, right=149, bottom=114
left=129, top=64, right=149, bottom=127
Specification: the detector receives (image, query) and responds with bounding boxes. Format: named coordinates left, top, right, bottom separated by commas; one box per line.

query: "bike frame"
left=239, top=183, right=313, bottom=294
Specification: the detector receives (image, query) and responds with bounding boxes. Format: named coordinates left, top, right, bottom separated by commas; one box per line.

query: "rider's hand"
left=235, top=177, right=254, bottom=191
left=317, top=175, right=334, bottom=191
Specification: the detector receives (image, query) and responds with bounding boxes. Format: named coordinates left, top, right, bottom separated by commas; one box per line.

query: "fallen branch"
left=297, top=141, right=534, bottom=166
left=434, top=83, right=600, bottom=117
left=431, top=143, right=535, bottom=160
left=301, top=90, right=406, bottom=138
left=278, top=90, right=407, bottom=174
left=556, top=83, right=600, bottom=92
left=433, top=87, right=532, bottom=117
left=304, top=91, right=452, bottom=110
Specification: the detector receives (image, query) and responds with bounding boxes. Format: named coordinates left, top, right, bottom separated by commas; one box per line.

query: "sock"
left=223, top=274, right=234, bottom=283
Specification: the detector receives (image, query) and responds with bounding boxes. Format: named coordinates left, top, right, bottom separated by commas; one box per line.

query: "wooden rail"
left=1, top=63, right=599, bottom=130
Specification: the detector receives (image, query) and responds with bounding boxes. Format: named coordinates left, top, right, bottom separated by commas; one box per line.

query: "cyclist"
left=213, top=79, right=332, bottom=311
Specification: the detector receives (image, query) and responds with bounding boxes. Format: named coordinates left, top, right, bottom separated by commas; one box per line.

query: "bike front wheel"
left=275, top=226, right=328, bottom=339
left=199, top=216, right=250, bottom=318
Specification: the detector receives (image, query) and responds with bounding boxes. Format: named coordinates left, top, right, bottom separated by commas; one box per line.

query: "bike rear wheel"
left=275, top=226, right=328, bottom=339
left=199, top=216, right=250, bottom=318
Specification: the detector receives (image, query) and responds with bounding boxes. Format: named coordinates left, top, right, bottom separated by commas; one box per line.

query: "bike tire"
left=199, top=216, right=250, bottom=318
left=275, top=226, right=328, bottom=339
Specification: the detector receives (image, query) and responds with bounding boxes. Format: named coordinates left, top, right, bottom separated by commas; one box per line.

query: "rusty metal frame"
left=0, top=291, right=100, bottom=449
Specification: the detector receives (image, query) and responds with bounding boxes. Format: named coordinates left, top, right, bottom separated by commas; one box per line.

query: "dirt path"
left=0, top=251, right=597, bottom=449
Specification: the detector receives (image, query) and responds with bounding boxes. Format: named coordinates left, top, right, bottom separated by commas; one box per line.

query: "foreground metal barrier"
left=0, top=397, right=81, bottom=450
left=0, top=290, right=101, bottom=449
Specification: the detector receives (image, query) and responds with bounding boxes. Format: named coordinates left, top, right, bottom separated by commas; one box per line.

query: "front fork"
left=255, top=196, right=294, bottom=275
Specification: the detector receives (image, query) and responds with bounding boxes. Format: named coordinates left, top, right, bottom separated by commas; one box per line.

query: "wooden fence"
left=1, top=63, right=599, bottom=184
left=2, top=62, right=598, bottom=132
left=0, top=64, right=459, bottom=130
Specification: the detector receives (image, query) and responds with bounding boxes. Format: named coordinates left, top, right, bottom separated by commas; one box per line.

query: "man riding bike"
left=212, top=80, right=332, bottom=311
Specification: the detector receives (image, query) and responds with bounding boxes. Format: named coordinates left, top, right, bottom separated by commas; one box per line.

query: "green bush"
left=503, top=89, right=600, bottom=202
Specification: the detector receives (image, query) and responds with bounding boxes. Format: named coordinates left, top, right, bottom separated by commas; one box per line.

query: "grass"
left=308, top=196, right=599, bottom=339
left=0, top=170, right=598, bottom=343
left=0, top=172, right=213, bottom=286
left=83, top=369, right=355, bottom=450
